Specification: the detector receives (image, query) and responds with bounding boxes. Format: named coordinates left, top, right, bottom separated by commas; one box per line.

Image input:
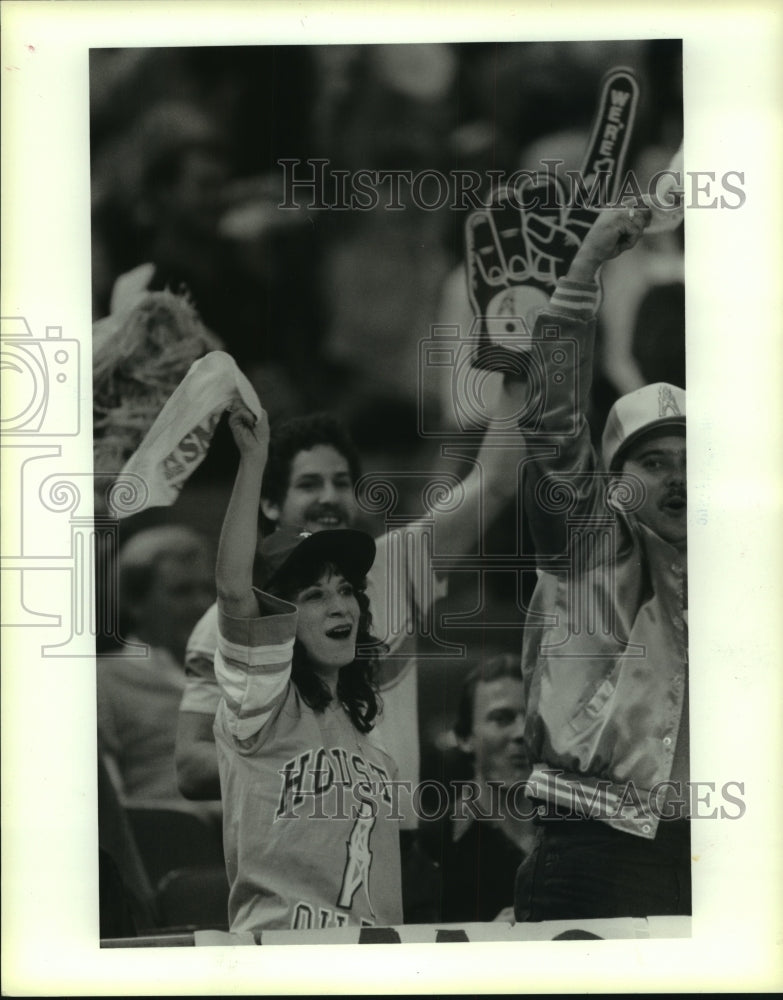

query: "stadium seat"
left=155, top=865, right=230, bottom=932
left=125, top=805, right=224, bottom=887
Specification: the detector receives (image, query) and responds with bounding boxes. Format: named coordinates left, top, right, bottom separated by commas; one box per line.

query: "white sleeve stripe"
left=551, top=279, right=599, bottom=307
left=557, top=278, right=599, bottom=293
left=218, top=635, right=295, bottom=667
left=219, top=655, right=290, bottom=689
left=234, top=692, right=287, bottom=720
left=550, top=289, right=599, bottom=310
left=554, top=285, right=594, bottom=298
left=215, top=648, right=290, bottom=717
left=222, top=690, right=285, bottom=728
left=230, top=710, right=280, bottom=742
left=186, top=646, right=216, bottom=660
left=216, top=662, right=288, bottom=708
left=214, top=654, right=250, bottom=709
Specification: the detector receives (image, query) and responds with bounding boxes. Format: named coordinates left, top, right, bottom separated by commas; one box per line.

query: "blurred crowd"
left=91, top=41, right=683, bottom=455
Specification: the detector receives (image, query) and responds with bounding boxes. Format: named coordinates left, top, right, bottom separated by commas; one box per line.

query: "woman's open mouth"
left=325, top=623, right=353, bottom=640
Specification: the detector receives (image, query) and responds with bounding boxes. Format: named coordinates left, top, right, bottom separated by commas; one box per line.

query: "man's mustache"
left=660, top=487, right=686, bottom=508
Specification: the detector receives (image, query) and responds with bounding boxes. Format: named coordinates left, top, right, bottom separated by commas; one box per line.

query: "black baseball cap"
left=255, top=528, right=376, bottom=591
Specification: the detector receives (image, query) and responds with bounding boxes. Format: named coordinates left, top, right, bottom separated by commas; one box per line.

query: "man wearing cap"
left=508, top=206, right=690, bottom=921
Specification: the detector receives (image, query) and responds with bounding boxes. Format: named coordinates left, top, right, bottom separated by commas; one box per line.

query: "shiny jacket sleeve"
left=520, top=277, right=604, bottom=559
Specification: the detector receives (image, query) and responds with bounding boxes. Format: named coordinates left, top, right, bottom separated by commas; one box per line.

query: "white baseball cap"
left=601, top=382, right=686, bottom=471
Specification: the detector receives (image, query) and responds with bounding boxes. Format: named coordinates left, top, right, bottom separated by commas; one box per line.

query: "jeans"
left=514, top=815, right=691, bottom=921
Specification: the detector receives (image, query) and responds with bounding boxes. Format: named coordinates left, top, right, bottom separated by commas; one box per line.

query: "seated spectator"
left=426, top=654, right=539, bottom=923
left=97, top=525, right=216, bottom=815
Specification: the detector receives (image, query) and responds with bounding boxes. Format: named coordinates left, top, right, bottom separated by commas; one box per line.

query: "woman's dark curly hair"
left=266, top=559, right=386, bottom=733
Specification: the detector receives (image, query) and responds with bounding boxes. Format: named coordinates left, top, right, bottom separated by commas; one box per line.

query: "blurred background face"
left=462, top=676, right=529, bottom=786
left=132, top=549, right=215, bottom=660
left=263, top=445, right=358, bottom=533
left=154, top=147, right=230, bottom=238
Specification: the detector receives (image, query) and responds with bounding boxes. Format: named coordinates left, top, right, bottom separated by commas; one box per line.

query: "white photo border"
left=2, top=0, right=782, bottom=994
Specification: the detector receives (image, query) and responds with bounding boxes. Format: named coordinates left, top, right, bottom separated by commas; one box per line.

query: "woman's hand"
left=228, top=402, right=269, bottom=463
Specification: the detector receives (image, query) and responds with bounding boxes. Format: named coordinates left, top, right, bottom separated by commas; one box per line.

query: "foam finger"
left=466, top=210, right=508, bottom=294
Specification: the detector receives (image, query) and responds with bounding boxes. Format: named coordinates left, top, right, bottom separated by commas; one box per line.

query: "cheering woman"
left=213, top=402, right=402, bottom=934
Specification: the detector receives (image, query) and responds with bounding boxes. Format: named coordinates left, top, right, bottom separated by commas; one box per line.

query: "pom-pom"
left=93, top=287, right=223, bottom=476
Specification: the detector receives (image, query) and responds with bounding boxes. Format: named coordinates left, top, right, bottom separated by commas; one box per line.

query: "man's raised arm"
left=518, top=206, right=652, bottom=556
left=415, top=206, right=651, bottom=561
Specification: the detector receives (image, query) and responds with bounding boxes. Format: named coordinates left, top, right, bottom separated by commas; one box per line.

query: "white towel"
left=115, top=351, right=261, bottom=517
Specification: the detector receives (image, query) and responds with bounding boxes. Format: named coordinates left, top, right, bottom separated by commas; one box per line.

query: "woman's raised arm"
left=216, top=403, right=270, bottom=618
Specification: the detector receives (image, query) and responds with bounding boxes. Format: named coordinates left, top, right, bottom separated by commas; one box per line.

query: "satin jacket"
left=520, top=278, right=688, bottom=839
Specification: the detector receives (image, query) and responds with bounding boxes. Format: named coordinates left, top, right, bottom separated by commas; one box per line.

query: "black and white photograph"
left=2, top=1, right=782, bottom=995
left=88, top=36, right=693, bottom=942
